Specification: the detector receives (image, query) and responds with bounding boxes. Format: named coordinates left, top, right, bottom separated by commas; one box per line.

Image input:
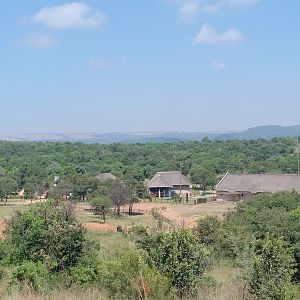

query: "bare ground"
left=0, top=200, right=236, bottom=236
left=122, top=200, right=236, bottom=227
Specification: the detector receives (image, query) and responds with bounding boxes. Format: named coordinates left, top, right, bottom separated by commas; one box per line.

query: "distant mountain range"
left=0, top=125, right=299, bottom=144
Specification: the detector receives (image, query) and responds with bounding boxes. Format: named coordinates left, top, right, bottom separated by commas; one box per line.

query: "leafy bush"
left=194, top=216, right=221, bottom=245
left=99, top=249, right=173, bottom=300
left=139, top=228, right=210, bottom=297
left=3, top=201, right=87, bottom=271
left=246, top=234, right=296, bottom=300
left=12, top=261, right=49, bottom=292
left=223, top=192, right=300, bottom=280
left=69, top=264, right=98, bottom=285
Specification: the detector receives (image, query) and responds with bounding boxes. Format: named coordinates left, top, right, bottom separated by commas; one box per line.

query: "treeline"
left=0, top=137, right=298, bottom=199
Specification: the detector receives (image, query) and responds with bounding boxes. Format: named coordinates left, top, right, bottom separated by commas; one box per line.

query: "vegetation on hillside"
left=0, top=137, right=299, bottom=202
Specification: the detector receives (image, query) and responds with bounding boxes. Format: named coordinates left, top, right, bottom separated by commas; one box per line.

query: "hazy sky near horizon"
left=0, top=0, right=299, bottom=133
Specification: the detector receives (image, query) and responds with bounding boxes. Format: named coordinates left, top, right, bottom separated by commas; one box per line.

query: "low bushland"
left=193, top=192, right=300, bottom=300
left=1, top=192, right=300, bottom=300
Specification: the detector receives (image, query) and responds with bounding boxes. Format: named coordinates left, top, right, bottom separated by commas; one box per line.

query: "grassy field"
left=0, top=200, right=29, bottom=218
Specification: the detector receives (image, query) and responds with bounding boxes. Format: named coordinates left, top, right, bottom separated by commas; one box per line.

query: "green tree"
left=225, top=192, right=300, bottom=279
left=0, top=166, right=5, bottom=177
left=49, top=179, right=73, bottom=202
left=3, top=201, right=87, bottom=271
left=247, top=234, right=296, bottom=300
left=140, top=229, right=210, bottom=297
left=24, top=176, right=39, bottom=202
left=72, top=174, right=98, bottom=201
left=90, top=196, right=112, bottom=223
left=194, top=216, right=221, bottom=245
left=0, top=176, right=16, bottom=205
left=190, top=165, right=217, bottom=190
left=110, top=180, right=131, bottom=216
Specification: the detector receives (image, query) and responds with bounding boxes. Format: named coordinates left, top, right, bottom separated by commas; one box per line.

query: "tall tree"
left=110, top=180, right=131, bottom=216
left=0, top=176, right=17, bottom=205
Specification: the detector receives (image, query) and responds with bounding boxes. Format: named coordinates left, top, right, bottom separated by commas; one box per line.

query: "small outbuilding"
left=148, top=171, right=192, bottom=198
left=216, top=172, right=300, bottom=201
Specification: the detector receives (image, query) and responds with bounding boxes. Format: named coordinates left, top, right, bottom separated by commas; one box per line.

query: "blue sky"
left=0, top=0, right=299, bottom=133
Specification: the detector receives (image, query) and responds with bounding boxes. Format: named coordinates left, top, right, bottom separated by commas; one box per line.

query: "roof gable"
left=148, top=171, right=191, bottom=188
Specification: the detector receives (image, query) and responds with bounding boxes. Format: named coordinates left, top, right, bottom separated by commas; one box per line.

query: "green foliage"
left=90, top=197, right=112, bottom=215
left=190, top=165, right=217, bottom=189
left=224, top=192, right=300, bottom=280
left=3, top=201, right=87, bottom=271
left=140, top=228, right=210, bottom=297
left=99, top=249, right=173, bottom=300
left=69, top=264, right=98, bottom=285
left=194, top=216, right=221, bottom=245
left=217, top=219, right=255, bottom=262
left=247, top=234, right=296, bottom=300
left=12, top=261, right=49, bottom=292
left=90, top=196, right=113, bottom=223
left=49, top=179, right=73, bottom=201
left=0, top=138, right=299, bottom=201
left=0, top=176, right=16, bottom=203
left=71, top=173, right=98, bottom=201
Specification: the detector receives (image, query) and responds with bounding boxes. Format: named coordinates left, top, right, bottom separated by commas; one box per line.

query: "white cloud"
left=33, top=2, right=107, bottom=29
left=21, top=32, right=56, bottom=48
left=220, top=28, right=245, bottom=44
left=202, top=2, right=225, bottom=13
left=228, top=0, right=261, bottom=7
left=202, top=0, right=261, bottom=13
left=194, top=23, right=244, bottom=45
left=168, top=0, right=261, bottom=18
left=179, top=1, right=200, bottom=22
left=88, top=59, right=109, bottom=69
left=210, top=60, right=227, bottom=70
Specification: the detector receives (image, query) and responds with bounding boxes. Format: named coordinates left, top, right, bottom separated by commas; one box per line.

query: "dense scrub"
left=1, top=193, right=300, bottom=299
left=192, top=192, right=300, bottom=299
left=0, top=202, right=174, bottom=299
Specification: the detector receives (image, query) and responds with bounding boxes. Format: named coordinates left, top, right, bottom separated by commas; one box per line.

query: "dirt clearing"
left=125, top=200, right=236, bottom=227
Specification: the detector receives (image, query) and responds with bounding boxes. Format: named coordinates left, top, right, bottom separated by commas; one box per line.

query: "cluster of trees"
left=0, top=137, right=299, bottom=201
left=90, top=179, right=140, bottom=221
left=193, top=192, right=300, bottom=299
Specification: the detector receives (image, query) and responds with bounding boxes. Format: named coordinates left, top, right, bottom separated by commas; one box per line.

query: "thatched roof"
left=148, top=171, right=191, bottom=188
left=216, top=173, right=300, bottom=194
left=95, top=173, right=117, bottom=182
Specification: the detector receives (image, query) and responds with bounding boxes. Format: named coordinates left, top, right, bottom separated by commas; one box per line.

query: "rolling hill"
left=0, top=125, right=299, bottom=144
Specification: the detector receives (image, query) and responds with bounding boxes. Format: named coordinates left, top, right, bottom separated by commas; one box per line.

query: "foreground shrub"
left=140, top=228, right=210, bottom=297
left=99, top=249, right=173, bottom=300
left=3, top=201, right=87, bottom=271
left=194, top=216, right=221, bottom=245
left=247, top=234, right=296, bottom=300
left=224, top=192, right=300, bottom=280
left=12, top=261, right=49, bottom=292
left=69, top=264, right=98, bottom=285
